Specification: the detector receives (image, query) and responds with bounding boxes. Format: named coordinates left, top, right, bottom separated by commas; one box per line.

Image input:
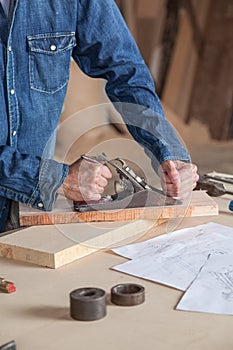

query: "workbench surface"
left=1, top=195, right=233, bottom=350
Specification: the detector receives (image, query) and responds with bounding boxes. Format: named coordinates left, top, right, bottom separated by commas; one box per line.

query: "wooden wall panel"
left=162, top=0, right=210, bottom=121
left=188, top=0, right=233, bottom=140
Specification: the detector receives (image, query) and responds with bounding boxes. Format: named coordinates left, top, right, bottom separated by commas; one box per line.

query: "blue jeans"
left=0, top=197, right=19, bottom=234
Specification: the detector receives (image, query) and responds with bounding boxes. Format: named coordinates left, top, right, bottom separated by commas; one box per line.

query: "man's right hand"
left=58, top=158, right=112, bottom=202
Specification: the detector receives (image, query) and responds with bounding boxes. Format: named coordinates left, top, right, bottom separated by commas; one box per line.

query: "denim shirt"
left=0, top=0, right=190, bottom=228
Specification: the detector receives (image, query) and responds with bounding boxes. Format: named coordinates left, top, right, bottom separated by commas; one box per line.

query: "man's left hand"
left=158, top=160, right=199, bottom=198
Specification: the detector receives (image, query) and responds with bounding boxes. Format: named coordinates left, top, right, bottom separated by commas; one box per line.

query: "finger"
left=179, top=164, right=199, bottom=189
left=95, top=176, right=108, bottom=188
left=163, top=184, right=191, bottom=199
left=100, top=165, right=112, bottom=179
left=80, top=184, right=103, bottom=200
left=192, top=165, right=199, bottom=185
left=96, top=186, right=105, bottom=195
left=191, top=163, right=198, bottom=174
left=162, top=170, right=194, bottom=197
left=193, top=172, right=199, bottom=189
left=161, top=181, right=180, bottom=197
left=160, top=160, right=181, bottom=187
left=160, top=161, right=199, bottom=198
left=84, top=192, right=102, bottom=201
left=63, top=187, right=102, bottom=202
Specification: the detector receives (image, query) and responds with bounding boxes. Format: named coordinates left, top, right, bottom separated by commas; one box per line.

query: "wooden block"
left=19, top=191, right=218, bottom=226
left=0, top=220, right=158, bottom=269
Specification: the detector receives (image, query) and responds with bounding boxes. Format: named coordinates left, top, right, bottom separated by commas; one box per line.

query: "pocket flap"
left=27, top=32, right=76, bottom=55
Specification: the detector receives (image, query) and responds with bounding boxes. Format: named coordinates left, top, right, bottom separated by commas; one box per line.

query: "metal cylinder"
left=70, top=287, right=107, bottom=321
left=111, top=283, right=145, bottom=306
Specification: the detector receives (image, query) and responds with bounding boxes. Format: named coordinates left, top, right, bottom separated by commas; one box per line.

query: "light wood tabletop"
left=0, top=195, right=233, bottom=350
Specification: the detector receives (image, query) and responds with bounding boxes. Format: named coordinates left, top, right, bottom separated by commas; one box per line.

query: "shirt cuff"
left=28, top=159, right=69, bottom=211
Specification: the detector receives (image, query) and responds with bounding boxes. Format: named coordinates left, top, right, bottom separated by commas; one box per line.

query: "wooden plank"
left=19, top=191, right=218, bottom=226
left=0, top=220, right=160, bottom=269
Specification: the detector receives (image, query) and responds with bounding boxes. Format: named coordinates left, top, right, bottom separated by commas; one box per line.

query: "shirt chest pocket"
left=27, top=32, right=76, bottom=94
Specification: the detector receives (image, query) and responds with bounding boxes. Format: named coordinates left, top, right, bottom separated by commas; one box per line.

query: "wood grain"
left=0, top=220, right=159, bottom=268
left=19, top=191, right=218, bottom=226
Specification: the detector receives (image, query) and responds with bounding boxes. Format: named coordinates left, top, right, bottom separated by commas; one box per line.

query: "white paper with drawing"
left=112, top=223, right=233, bottom=291
left=177, top=252, right=233, bottom=315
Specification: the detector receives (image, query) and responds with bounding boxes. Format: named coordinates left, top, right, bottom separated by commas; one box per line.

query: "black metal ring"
left=70, top=287, right=107, bottom=321
left=111, top=283, right=145, bottom=306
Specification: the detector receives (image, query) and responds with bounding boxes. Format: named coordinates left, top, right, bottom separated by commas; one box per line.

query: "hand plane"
left=74, top=154, right=180, bottom=212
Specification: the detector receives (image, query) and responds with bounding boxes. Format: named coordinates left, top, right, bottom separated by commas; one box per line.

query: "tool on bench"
left=0, top=341, right=16, bottom=350
left=196, top=175, right=233, bottom=197
left=204, top=174, right=233, bottom=185
left=0, top=277, right=16, bottom=293
left=74, top=153, right=179, bottom=212
left=70, top=287, right=107, bottom=321
left=111, top=283, right=145, bottom=306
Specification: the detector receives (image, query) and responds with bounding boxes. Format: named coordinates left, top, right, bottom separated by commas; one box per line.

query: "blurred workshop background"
left=55, top=0, right=233, bottom=178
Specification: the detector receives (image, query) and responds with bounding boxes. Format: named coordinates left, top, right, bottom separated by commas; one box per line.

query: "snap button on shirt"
left=50, top=44, right=56, bottom=51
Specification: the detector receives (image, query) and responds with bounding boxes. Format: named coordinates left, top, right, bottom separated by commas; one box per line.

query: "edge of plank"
left=0, top=242, right=55, bottom=268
